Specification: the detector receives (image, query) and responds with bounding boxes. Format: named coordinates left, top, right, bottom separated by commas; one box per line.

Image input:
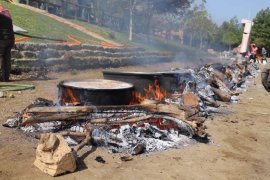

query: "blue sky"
left=200, top=0, right=270, bottom=25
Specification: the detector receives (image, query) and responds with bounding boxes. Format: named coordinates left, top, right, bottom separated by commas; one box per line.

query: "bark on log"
left=200, top=95, right=220, bottom=107
left=23, top=103, right=189, bottom=124
left=213, top=70, right=225, bottom=82
left=21, top=102, right=206, bottom=138
left=90, top=115, right=153, bottom=124
left=211, top=87, right=231, bottom=102
left=73, top=131, right=92, bottom=153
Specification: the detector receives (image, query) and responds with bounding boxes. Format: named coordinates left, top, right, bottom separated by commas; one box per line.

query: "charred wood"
left=211, top=87, right=231, bottom=102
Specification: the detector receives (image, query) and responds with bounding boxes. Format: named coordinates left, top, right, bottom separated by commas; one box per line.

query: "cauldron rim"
left=58, top=79, right=134, bottom=91
left=103, top=71, right=162, bottom=77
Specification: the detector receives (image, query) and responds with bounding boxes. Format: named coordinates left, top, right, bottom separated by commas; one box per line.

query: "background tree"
left=184, top=5, right=215, bottom=49
left=252, top=8, right=270, bottom=52
left=218, top=17, right=242, bottom=51
left=99, top=0, right=194, bottom=40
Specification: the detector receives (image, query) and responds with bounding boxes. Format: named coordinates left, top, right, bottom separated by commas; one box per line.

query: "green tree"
left=219, top=17, right=242, bottom=50
left=184, top=5, right=215, bottom=49
left=252, top=8, right=270, bottom=51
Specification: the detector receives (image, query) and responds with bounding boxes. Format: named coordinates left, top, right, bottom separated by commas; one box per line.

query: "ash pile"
left=3, top=59, right=259, bottom=176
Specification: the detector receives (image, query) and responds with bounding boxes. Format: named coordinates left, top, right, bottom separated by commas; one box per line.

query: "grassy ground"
left=2, top=1, right=99, bottom=43
left=2, top=1, right=199, bottom=53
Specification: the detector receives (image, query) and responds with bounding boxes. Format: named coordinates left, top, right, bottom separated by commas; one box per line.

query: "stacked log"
left=34, top=133, right=77, bottom=177
left=21, top=100, right=206, bottom=138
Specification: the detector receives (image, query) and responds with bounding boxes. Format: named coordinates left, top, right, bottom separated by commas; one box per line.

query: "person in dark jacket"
left=0, top=5, right=15, bottom=82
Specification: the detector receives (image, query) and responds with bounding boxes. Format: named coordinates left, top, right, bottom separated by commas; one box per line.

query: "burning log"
left=21, top=101, right=206, bottom=138
left=38, top=102, right=194, bottom=119
left=22, top=102, right=197, bottom=124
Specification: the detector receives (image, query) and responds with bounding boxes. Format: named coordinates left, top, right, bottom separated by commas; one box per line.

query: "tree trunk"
left=129, top=6, right=133, bottom=41
left=44, top=0, right=48, bottom=11
left=189, top=34, right=193, bottom=47
left=94, top=0, right=100, bottom=25
left=200, top=36, right=203, bottom=49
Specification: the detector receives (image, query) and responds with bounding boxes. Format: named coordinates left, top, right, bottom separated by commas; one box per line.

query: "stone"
left=8, top=93, right=15, bottom=98
left=34, top=133, right=77, bottom=177
left=0, top=91, right=5, bottom=98
left=21, top=51, right=38, bottom=59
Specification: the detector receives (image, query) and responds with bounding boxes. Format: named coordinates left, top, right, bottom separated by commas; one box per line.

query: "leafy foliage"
left=252, top=8, right=270, bottom=51
left=219, top=17, right=242, bottom=50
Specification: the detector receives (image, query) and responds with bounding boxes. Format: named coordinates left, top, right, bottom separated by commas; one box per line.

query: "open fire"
left=130, top=80, right=168, bottom=104
left=2, top=59, right=260, bottom=176
left=59, top=79, right=168, bottom=106
left=60, top=87, right=80, bottom=105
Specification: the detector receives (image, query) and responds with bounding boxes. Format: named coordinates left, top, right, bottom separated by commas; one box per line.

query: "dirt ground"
left=0, top=61, right=270, bottom=180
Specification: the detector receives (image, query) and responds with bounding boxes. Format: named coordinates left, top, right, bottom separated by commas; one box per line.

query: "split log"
left=22, top=104, right=198, bottom=127
left=152, top=115, right=195, bottom=137
left=182, top=93, right=199, bottom=108
left=90, top=115, right=153, bottom=124
left=199, top=95, right=220, bottom=107
left=236, top=63, right=245, bottom=72
left=34, top=133, right=77, bottom=177
left=225, top=67, right=233, bottom=81
left=25, top=105, right=145, bottom=114
left=22, top=103, right=192, bottom=124
left=21, top=102, right=206, bottom=138
left=212, top=70, right=225, bottom=82
left=211, top=87, right=231, bottom=102
left=60, top=131, right=87, bottom=137
left=21, top=114, right=84, bottom=125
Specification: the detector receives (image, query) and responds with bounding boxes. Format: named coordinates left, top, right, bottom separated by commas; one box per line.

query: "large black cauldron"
left=103, top=70, right=196, bottom=94
left=58, top=79, right=134, bottom=105
left=160, top=71, right=196, bottom=93
left=103, top=71, right=161, bottom=95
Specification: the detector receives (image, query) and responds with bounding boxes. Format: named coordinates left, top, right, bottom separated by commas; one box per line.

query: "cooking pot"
left=103, top=71, right=162, bottom=95
left=160, top=70, right=196, bottom=93
left=58, top=79, right=134, bottom=105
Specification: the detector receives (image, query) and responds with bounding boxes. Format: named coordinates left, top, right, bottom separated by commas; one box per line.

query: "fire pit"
left=58, top=79, right=134, bottom=105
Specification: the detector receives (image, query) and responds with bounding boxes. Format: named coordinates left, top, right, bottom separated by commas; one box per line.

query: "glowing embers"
left=60, top=87, right=80, bottom=106
left=130, top=80, right=169, bottom=104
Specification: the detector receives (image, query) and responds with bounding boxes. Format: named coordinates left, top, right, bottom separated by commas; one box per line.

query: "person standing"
left=0, top=4, right=15, bottom=82
left=249, top=43, right=258, bottom=63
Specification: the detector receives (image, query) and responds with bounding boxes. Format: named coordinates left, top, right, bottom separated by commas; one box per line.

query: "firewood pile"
left=3, top=59, right=259, bottom=176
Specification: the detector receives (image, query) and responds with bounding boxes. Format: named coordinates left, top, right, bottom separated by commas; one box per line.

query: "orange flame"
left=60, top=88, right=80, bottom=105
left=130, top=80, right=168, bottom=104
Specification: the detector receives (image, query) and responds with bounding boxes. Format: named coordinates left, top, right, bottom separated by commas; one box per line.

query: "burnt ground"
left=0, top=61, right=270, bottom=180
